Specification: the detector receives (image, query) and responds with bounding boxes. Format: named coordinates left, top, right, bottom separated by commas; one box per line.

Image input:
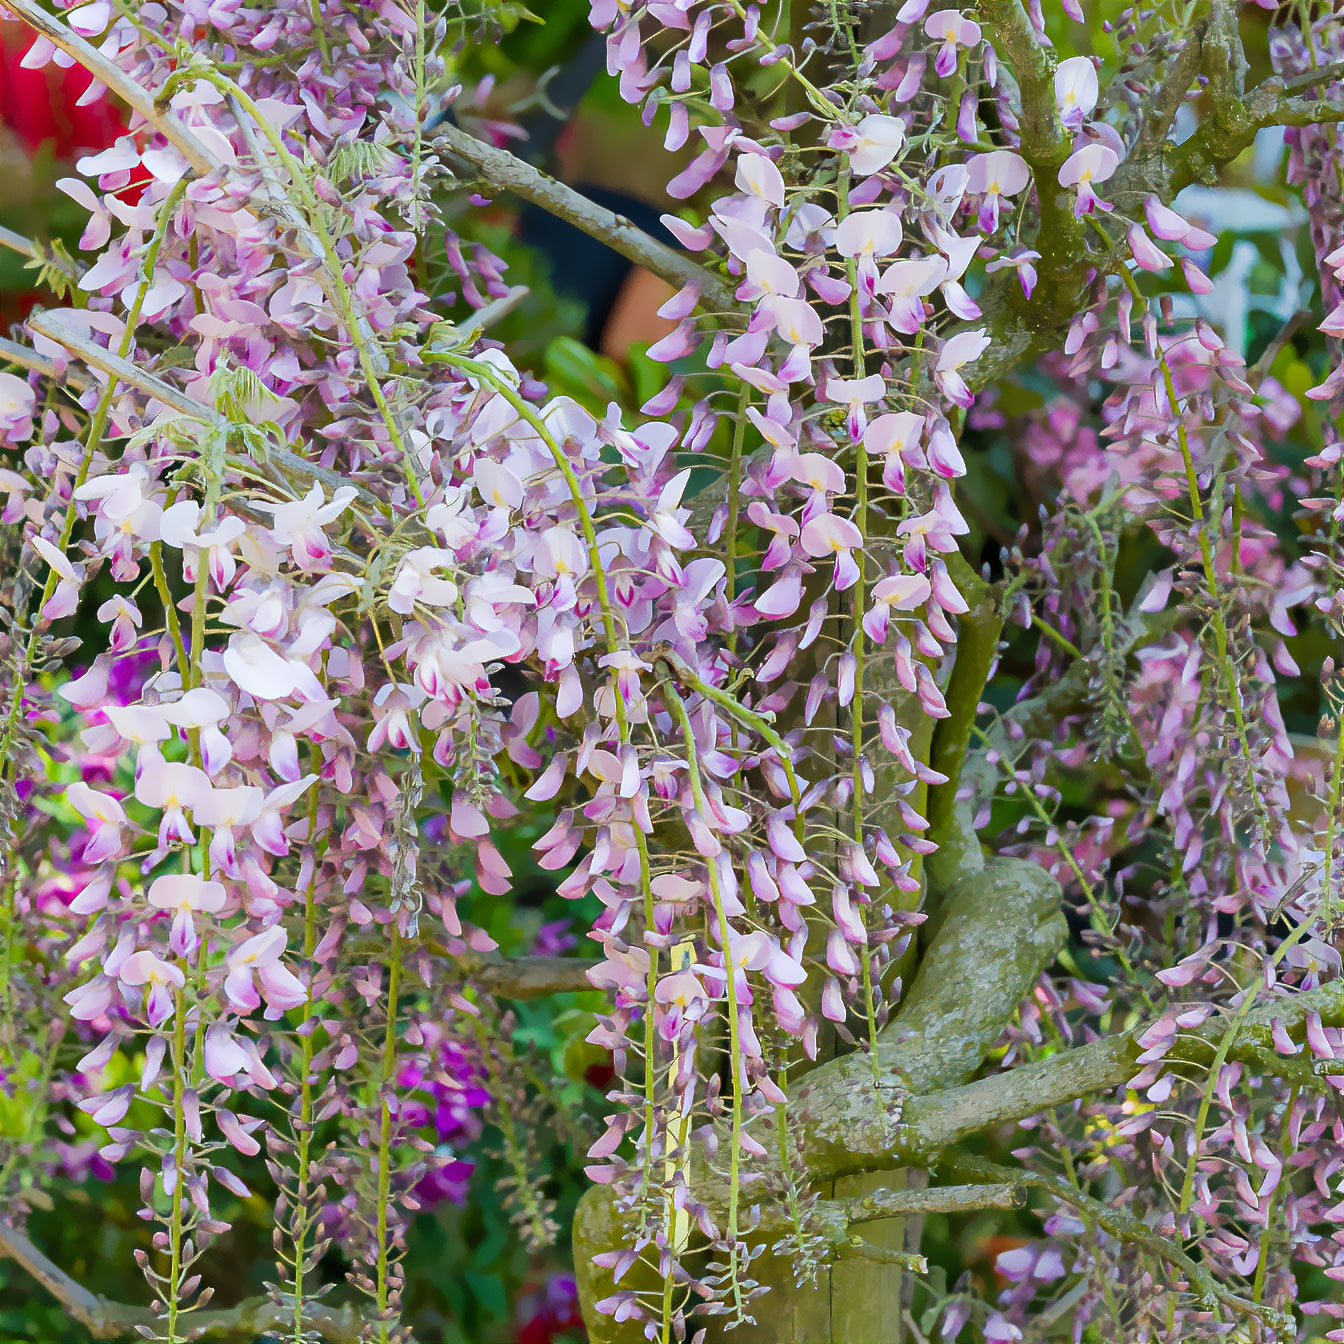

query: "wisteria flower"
left=147, top=872, right=227, bottom=956
left=118, top=949, right=186, bottom=1027
left=835, top=209, right=904, bottom=262
left=534, top=526, right=589, bottom=608
left=876, top=255, right=947, bottom=334
left=74, top=463, right=164, bottom=537
left=1144, top=194, right=1218, bottom=250
left=29, top=534, right=85, bottom=620
left=647, top=468, right=697, bottom=551
left=1054, top=56, right=1098, bottom=130
left=1058, top=143, right=1119, bottom=216
left=843, top=113, right=907, bottom=176
left=924, top=8, right=981, bottom=77
left=725, top=930, right=807, bottom=993
left=204, top=1022, right=251, bottom=1084
left=984, top=246, right=1041, bottom=299
left=64, top=781, right=127, bottom=863
left=1127, top=223, right=1172, bottom=272
left=97, top=595, right=142, bottom=653
left=0, top=371, right=36, bottom=444
left=965, top=151, right=1029, bottom=233
left=389, top=548, right=461, bottom=614
left=101, top=701, right=173, bottom=752
left=0, top=467, right=32, bottom=525
left=735, top=150, right=785, bottom=207
left=824, top=374, right=886, bottom=441
left=160, top=501, right=248, bottom=589
left=865, top=410, right=926, bottom=491
left=160, top=687, right=235, bottom=775
left=653, top=962, right=711, bottom=1036
left=800, top=513, right=864, bottom=589
left=224, top=926, right=307, bottom=1018
left=223, top=632, right=326, bottom=702
left=745, top=404, right=797, bottom=452
left=250, top=775, right=319, bottom=856
left=898, top=487, right=969, bottom=570
left=253, top=482, right=358, bottom=572
left=927, top=162, right=969, bottom=221
left=926, top=221, right=982, bottom=319
left=135, top=754, right=213, bottom=852
left=369, top=683, right=424, bottom=754
left=759, top=294, right=825, bottom=380
left=934, top=328, right=991, bottom=407
left=782, top=451, right=846, bottom=501
left=742, top=248, right=801, bottom=301
left=863, top=573, right=933, bottom=643
left=194, top=784, right=265, bottom=875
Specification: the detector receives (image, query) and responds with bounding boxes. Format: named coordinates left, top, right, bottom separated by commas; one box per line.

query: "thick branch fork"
left=574, top=846, right=1344, bottom=1340
left=574, top=856, right=1069, bottom=1341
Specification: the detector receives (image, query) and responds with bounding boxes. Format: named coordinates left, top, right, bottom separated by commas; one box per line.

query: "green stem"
left=1320, top=689, right=1344, bottom=927
left=650, top=647, right=804, bottom=834
left=165, top=994, right=189, bottom=1344
left=411, top=0, right=426, bottom=229
left=723, top=0, right=838, bottom=118
left=663, top=683, right=746, bottom=1309
left=1032, top=612, right=1083, bottom=661
left=1176, top=910, right=1322, bottom=1224
left=1120, top=267, right=1266, bottom=832
left=290, top=782, right=323, bottom=1344
left=724, top=384, right=750, bottom=658
left=375, top=928, right=402, bottom=1343
left=150, top=543, right=188, bottom=674
left=434, top=358, right=667, bottom=1228
left=199, top=73, right=424, bottom=507
left=1251, top=1085, right=1297, bottom=1305
left=837, top=169, right=881, bottom=1081
left=307, top=0, right=329, bottom=64
left=1161, top=355, right=1267, bottom=820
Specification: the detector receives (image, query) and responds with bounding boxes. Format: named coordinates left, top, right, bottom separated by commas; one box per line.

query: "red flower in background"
left=1, top=23, right=126, bottom=159
left=515, top=1273, right=584, bottom=1343
left=0, top=23, right=130, bottom=322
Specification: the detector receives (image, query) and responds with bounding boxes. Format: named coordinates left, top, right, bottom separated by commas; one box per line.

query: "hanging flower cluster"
left=2, top=0, right=1344, bottom=1341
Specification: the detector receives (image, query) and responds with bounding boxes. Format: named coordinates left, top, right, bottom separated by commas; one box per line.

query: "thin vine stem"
left=194, top=72, right=425, bottom=506
left=837, top=167, right=882, bottom=1082
left=662, top=684, right=749, bottom=1328
left=375, top=927, right=402, bottom=1343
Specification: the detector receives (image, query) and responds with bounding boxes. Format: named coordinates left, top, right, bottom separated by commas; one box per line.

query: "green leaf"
left=543, top=337, right=629, bottom=412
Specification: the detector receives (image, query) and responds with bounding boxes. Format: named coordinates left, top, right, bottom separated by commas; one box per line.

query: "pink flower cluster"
left=3, top=0, right=1344, bottom=1338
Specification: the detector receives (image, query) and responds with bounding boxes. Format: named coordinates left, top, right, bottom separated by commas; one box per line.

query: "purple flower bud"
left=1127, top=222, right=1171, bottom=272
left=1178, top=256, right=1213, bottom=294
left=957, top=90, right=979, bottom=143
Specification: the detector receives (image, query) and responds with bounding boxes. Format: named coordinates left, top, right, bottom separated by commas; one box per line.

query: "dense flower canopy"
left=1, top=1, right=1344, bottom=1343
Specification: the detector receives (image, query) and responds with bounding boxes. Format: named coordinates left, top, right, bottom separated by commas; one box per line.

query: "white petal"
left=223, top=634, right=300, bottom=700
